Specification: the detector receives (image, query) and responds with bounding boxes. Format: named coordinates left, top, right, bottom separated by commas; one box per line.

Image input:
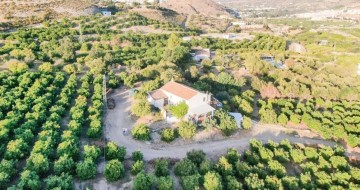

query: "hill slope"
left=219, top=0, right=360, bottom=15
left=160, top=0, right=229, bottom=16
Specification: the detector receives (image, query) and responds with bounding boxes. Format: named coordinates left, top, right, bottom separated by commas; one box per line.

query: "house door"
left=164, top=98, right=168, bottom=106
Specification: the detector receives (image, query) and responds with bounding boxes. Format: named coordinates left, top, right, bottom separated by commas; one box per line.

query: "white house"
left=191, top=48, right=212, bottom=63
left=147, top=81, right=217, bottom=123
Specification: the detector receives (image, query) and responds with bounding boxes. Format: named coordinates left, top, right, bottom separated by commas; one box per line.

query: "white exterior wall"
left=102, top=11, right=111, bottom=16
left=188, top=93, right=210, bottom=108
left=147, top=96, right=164, bottom=109
left=162, top=91, right=187, bottom=105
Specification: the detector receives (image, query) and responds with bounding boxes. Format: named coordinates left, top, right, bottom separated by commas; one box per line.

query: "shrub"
left=304, top=147, right=319, bottom=161
left=132, top=151, right=143, bottom=161
left=186, top=150, right=206, bottom=167
left=76, top=158, right=96, bottom=180
left=133, top=172, right=154, bottom=190
left=290, top=114, right=301, bottom=124
left=54, top=155, right=75, bottom=175
left=242, top=116, right=252, bottom=130
left=105, top=142, right=126, bottom=161
left=180, top=174, right=201, bottom=190
left=132, top=124, right=151, bottom=141
left=161, top=128, right=175, bottom=142
left=199, top=159, right=212, bottom=175
left=105, top=159, right=125, bottom=182
left=131, top=160, right=144, bottom=175
left=45, top=173, right=74, bottom=190
left=245, top=173, right=264, bottom=190
left=225, top=175, right=242, bottom=190
left=268, top=160, right=286, bottom=178
left=215, top=156, right=233, bottom=176
left=169, top=102, right=189, bottom=119
left=204, top=171, right=222, bottom=190
left=281, top=176, right=299, bottom=189
left=235, top=162, right=251, bottom=178
left=174, top=159, right=197, bottom=176
left=215, top=110, right=238, bottom=136
left=330, top=156, right=349, bottom=171
left=290, top=149, right=305, bottom=163
left=265, top=176, right=282, bottom=190
left=226, top=148, right=240, bottom=164
left=157, top=176, right=174, bottom=190
left=178, top=121, right=196, bottom=140
left=155, top=159, right=169, bottom=177
left=83, top=145, right=101, bottom=161
left=131, top=100, right=151, bottom=117
left=277, top=113, right=288, bottom=126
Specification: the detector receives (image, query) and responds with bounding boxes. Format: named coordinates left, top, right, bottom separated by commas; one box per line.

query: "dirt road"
left=105, top=88, right=337, bottom=161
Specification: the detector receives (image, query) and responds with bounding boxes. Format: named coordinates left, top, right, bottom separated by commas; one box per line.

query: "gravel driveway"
left=105, top=88, right=338, bottom=161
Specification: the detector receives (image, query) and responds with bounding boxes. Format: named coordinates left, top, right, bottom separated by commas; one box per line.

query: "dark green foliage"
left=225, top=175, right=242, bottom=190
left=242, top=116, right=252, bottom=130
left=215, top=110, right=238, bottom=136
left=17, top=170, right=41, bottom=190
left=132, top=151, right=144, bottom=161
left=281, top=176, right=299, bottom=189
left=178, top=121, right=196, bottom=139
left=180, top=174, right=201, bottom=190
left=83, top=145, right=101, bottom=162
left=105, top=142, right=126, bottom=161
left=45, top=173, right=74, bottom=190
left=131, top=160, right=144, bottom=175
left=174, top=159, right=197, bottom=176
left=215, top=156, right=234, bottom=176
left=131, top=100, right=151, bottom=117
left=265, top=176, right=282, bottom=190
left=132, top=124, right=151, bottom=141
left=161, top=128, right=175, bottom=142
left=155, top=159, right=169, bottom=177
left=133, top=172, right=154, bottom=190
left=245, top=173, right=265, bottom=190
left=76, top=158, right=97, bottom=180
left=186, top=150, right=206, bottom=167
left=226, top=148, right=240, bottom=165
left=203, top=171, right=222, bottom=190
left=169, top=102, right=189, bottom=119
left=54, top=155, right=75, bottom=175
left=157, top=176, right=174, bottom=190
left=199, top=159, right=213, bottom=175
left=105, top=159, right=125, bottom=182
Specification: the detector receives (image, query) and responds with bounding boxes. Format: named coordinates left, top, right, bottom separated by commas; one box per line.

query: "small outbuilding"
left=191, top=47, right=212, bottom=63
left=102, top=11, right=112, bottom=16
left=228, top=112, right=243, bottom=128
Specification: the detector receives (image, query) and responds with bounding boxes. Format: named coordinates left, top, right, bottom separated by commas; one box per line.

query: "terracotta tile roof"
left=160, top=81, right=199, bottom=100
left=149, top=89, right=167, bottom=100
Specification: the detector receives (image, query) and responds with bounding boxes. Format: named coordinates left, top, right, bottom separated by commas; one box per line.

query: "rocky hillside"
left=160, top=0, right=229, bottom=16
left=0, top=0, right=98, bottom=21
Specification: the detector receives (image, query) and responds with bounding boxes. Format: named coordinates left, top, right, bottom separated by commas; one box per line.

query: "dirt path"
left=104, top=88, right=345, bottom=161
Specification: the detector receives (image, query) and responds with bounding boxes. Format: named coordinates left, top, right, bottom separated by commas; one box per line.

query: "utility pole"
left=79, top=23, right=84, bottom=44
left=102, top=74, right=107, bottom=190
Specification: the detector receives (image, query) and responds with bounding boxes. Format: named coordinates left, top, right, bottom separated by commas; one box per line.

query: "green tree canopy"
left=169, top=102, right=189, bottom=119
